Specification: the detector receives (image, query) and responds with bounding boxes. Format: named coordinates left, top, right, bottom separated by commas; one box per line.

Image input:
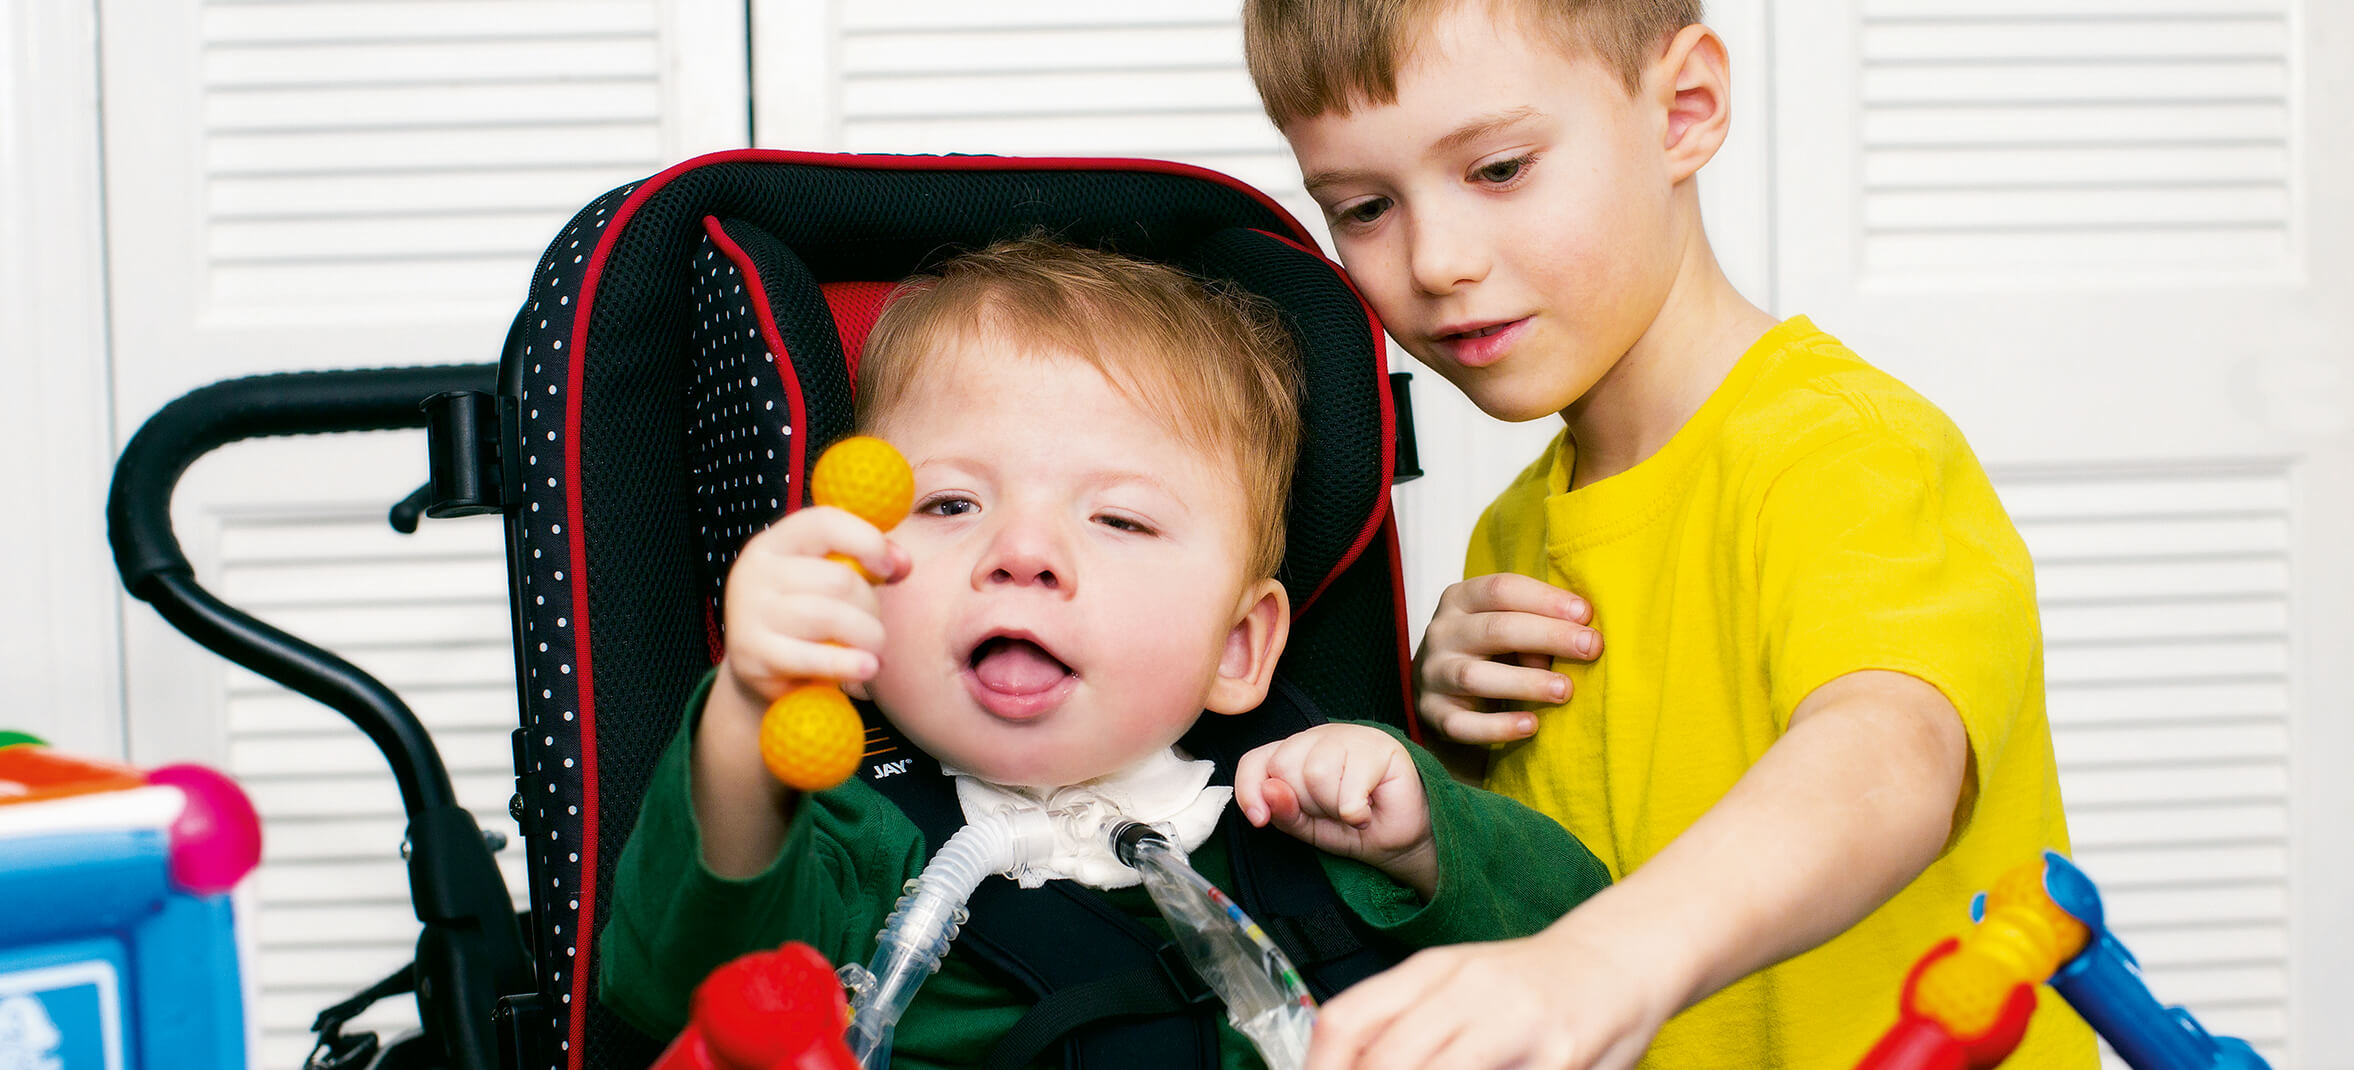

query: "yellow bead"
left=760, top=685, right=865, bottom=791
left=810, top=436, right=912, bottom=533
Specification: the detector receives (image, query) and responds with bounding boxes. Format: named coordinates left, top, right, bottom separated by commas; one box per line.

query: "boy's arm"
left=1303, top=670, right=1965, bottom=1070
left=693, top=663, right=799, bottom=877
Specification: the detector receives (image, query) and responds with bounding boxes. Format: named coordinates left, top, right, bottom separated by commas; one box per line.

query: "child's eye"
left=917, top=494, right=977, bottom=517
left=1094, top=513, right=1155, bottom=535
left=1329, top=196, right=1391, bottom=228
left=1472, top=155, right=1532, bottom=186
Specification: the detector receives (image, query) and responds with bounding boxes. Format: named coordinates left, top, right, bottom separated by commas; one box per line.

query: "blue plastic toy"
left=0, top=731, right=261, bottom=1070
left=2030, top=853, right=2269, bottom=1070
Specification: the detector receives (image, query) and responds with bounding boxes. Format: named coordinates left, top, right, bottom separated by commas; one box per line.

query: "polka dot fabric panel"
left=686, top=217, right=855, bottom=647
left=498, top=151, right=1405, bottom=1070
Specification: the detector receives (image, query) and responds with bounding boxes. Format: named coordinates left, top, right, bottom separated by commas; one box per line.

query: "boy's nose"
left=1407, top=215, right=1486, bottom=296
left=973, top=516, right=1072, bottom=594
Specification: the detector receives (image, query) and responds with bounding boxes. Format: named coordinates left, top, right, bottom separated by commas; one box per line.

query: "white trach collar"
left=945, top=748, right=1232, bottom=890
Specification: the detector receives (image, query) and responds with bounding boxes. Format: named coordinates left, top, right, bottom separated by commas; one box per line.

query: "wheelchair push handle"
left=106, top=363, right=497, bottom=817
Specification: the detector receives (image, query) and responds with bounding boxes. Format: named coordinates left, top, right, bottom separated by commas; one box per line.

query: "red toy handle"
left=1855, top=939, right=2038, bottom=1070
left=650, top=942, right=860, bottom=1070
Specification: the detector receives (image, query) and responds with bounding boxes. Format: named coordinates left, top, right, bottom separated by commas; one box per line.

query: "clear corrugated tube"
left=841, top=808, right=1052, bottom=1069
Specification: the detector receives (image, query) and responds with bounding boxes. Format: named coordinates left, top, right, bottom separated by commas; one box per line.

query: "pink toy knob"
left=149, top=764, right=262, bottom=895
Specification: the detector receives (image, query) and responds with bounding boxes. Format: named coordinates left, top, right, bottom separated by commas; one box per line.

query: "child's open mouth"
left=964, top=634, right=1077, bottom=720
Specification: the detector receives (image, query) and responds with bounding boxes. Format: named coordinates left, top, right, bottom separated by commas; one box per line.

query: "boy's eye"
left=1094, top=513, right=1154, bottom=535
left=1331, top=196, right=1391, bottom=227
left=917, top=495, right=977, bottom=517
left=1473, top=155, right=1530, bottom=185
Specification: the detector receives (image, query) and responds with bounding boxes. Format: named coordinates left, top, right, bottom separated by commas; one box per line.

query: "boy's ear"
left=1653, top=23, right=1733, bottom=184
left=1206, top=578, right=1291, bottom=717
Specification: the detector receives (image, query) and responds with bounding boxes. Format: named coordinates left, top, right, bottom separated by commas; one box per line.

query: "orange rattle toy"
left=758, top=436, right=914, bottom=791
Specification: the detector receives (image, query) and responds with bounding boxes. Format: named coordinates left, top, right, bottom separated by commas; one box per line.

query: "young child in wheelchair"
left=598, top=236, right=1609, bottom=1066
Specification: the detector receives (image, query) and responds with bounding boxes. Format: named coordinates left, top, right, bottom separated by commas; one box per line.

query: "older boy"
left=1245, top=2, right=2093, bottom=1068
left=598, top=238, right=1609, bottom=1067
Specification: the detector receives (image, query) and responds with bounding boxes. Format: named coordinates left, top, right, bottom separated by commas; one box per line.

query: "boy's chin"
left=950, top=744, right=1166, bottom=791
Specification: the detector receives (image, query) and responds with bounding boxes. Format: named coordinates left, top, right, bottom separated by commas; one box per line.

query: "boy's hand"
left=1414, top=573, right=1601, bottom=744
left=1235, top=724, right=1437, bottom=899
left=716, top=505, right=908, bottom=706
left=1302, top=905, right=1672, bottom=1070
left=693, top=505, right=906, bottom=879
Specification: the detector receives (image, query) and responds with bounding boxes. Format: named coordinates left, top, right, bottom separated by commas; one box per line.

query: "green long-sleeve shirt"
left=600, top=688, right=1608, bottom=1069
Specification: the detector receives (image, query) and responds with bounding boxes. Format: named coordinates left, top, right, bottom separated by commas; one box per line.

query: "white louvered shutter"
left=756, top=0, right=1318, bottom=226
left=98, top=3, right=749, bottom=1066
left=1776, top=0, right=2354, bottom=1065
left=1999, top=466, right=2294, bottom=1060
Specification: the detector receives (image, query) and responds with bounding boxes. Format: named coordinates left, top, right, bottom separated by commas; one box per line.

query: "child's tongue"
left=972, top=638, right=1069, bottom=694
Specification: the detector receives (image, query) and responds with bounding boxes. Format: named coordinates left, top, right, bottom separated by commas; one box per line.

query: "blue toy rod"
left=2034, top=853, right=2271, bottom=1070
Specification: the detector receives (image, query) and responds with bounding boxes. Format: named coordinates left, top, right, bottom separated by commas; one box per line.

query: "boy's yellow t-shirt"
left=1469, top=317, right=2097, bottom=1068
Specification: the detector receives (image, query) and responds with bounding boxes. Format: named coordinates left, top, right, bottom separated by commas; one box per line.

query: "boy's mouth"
left=1440, top=321, right=1515, bottom=340
left=964, top=634, right=1077, bottom=720
left=1432, top=316, right=1529, bottom=369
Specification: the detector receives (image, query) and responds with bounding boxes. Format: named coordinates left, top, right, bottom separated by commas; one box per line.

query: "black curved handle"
left=106, top=364, right=498, bottom=817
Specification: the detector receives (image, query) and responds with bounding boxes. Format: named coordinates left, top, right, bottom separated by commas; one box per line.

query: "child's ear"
left=1206, top=578, right=1291, bottom=716
left=1653, top=23, right=1733, bottom=184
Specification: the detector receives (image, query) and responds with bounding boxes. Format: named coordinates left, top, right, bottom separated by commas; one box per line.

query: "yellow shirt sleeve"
left=1753, top=426, right=2041, bottom=837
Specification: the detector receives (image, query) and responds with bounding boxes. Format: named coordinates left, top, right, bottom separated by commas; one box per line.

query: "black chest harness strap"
left=852, top=679, right=1404, bottom=1070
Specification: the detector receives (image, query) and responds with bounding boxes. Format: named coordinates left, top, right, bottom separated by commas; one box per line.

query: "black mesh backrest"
left=501, top=151, right=1408, bottom=1070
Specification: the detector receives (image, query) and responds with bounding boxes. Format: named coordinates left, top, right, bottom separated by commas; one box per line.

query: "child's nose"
left=1407, top=213, right=1487, bottom=296
left=973, top=515, right=1072, bottom=593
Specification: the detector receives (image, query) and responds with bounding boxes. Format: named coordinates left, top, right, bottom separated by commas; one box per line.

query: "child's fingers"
left=1234, top=744, right=1273, bottom=825
left=730, top=633, right=877, bottom=692
left=1306, top=950, right=1458, bottom=1070
left=1418, top=693, right=1539, bottom=745
left=749, top=505, right=899, bottom=580
left=1434, top=656, right=1571, bottom=706
left=746, top=591, right=885, bottom=657
left=1447, top=609, right=1600, bottom=663
left=1442, top=572, right=1591, bottom=625
left=1259, top=777, right=1302, bottom=827
left=1337, top=744, right=1392, bottom=829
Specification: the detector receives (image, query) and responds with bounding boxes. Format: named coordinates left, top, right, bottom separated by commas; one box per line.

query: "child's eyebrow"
left=1430, top=106, right=1541, bottom=157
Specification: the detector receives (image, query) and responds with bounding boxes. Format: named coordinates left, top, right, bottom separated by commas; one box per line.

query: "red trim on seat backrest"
left=820, top=280, right=897, bottom=384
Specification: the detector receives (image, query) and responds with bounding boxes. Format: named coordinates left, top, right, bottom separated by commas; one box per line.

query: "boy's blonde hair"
left=1244, top=0, right=1703, bottom=129
left=854, top=237, right=1303, bottom=581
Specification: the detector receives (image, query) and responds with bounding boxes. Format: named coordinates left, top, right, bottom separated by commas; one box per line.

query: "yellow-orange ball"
left=810, top=436, right=913, bottom=532
left=761, top=685, right=865, bottom=791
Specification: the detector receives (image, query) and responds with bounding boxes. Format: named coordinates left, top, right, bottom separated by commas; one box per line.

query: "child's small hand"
left=1235, top=724, right=1435, bottom=898
left=1413, top=573, right=1601, bottom=744
left=716, top=505, right=910, bottom=707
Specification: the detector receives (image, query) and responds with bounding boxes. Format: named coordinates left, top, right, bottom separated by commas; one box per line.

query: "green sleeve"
left=596, top=672, right=926, bottom=1038
left=1319, top=721, right=1609, bottom=948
